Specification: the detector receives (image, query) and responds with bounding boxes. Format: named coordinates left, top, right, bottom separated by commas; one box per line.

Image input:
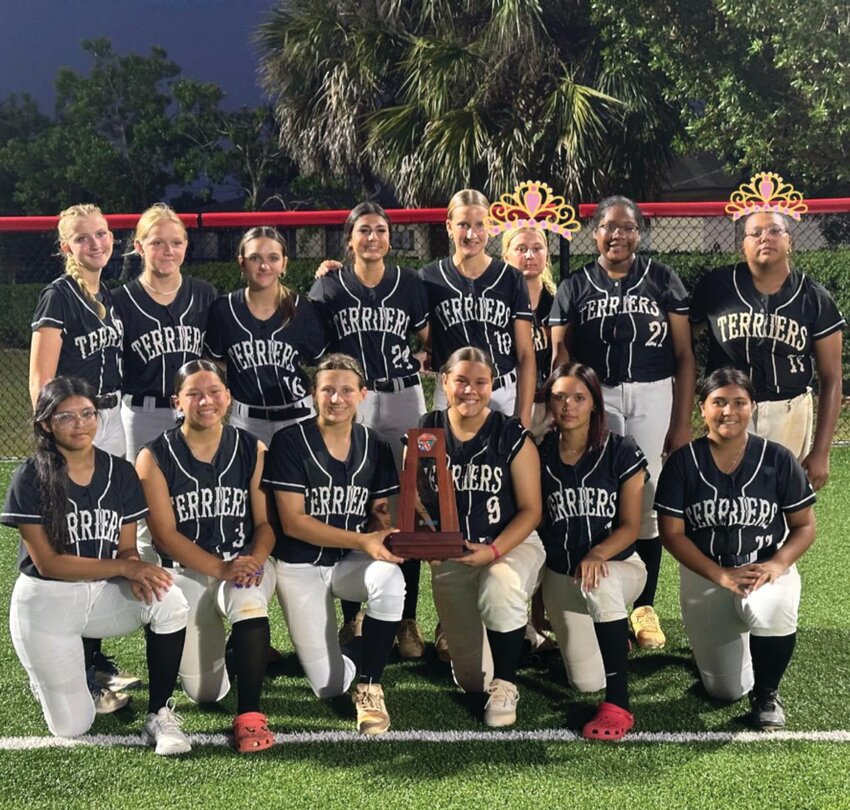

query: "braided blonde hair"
left=57, top=204, right=108, bottom=320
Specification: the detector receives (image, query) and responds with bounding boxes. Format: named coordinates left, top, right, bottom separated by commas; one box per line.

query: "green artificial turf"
left=0, top=451, right=847, bottom=809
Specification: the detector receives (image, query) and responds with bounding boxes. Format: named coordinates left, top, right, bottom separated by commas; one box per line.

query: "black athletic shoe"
left=749, top=688, right=786, bottom=730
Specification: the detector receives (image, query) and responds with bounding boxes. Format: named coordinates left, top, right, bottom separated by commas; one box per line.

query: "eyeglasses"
left=596, top=224, right=639, bottom=235
left=52, top=408, right=98, bottom=427
left=744, top=226, right=788, bottom=239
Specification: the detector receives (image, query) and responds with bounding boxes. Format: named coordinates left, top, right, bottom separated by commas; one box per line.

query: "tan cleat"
left=396, top=619, right=425, bottom=659
left=352, top=682, right=390, bottom=735
left=630, top=606, right=666, bottom=650
left=484, top=678, right=519, bottom=728
left=434, top=623, right=451, bottom=663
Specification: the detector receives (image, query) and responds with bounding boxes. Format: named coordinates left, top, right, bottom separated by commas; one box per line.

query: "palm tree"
left=256, top=0, right=679, bottom=205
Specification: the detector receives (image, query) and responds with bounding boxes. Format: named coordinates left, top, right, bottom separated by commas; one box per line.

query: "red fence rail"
left=2, top=198, right=849, bottom=232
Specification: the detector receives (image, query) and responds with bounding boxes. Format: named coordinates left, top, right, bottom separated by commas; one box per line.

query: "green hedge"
left=4, top=250, right=848, bottom=356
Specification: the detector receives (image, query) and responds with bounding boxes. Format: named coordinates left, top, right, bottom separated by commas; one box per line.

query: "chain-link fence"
left=0, top=205, right=848, bottom=458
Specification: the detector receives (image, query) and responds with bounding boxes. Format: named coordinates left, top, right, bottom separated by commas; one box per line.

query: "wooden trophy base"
left=386, top=531, right=465, bottom=561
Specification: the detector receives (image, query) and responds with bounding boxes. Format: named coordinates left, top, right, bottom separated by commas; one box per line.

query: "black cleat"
left=749, top=688, right=786, bottom=730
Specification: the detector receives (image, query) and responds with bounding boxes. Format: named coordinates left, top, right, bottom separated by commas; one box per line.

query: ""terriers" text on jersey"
left=130, top=325, right=204, bottom=363
left=66, top=508, right=121, bottom=547
left=333, top=307, right=409, bottom=340
left=545, top=487, right=618, bottom=523
left=306, top=485, right=370, bottom=518
left=73, top=323, right=123, bottom=360
left=579, top=295, right=661, bottom=324
left=716, top=312, right=807, bottom=351
left=686, top=495, right=779, bottom=529
left=173, top=486, right=248, bottom=523
left=435, top=298, right=511, bottom=330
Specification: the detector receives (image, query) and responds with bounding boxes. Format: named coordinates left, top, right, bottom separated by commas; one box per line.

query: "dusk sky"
left=1, top=0, right=276, bottom=112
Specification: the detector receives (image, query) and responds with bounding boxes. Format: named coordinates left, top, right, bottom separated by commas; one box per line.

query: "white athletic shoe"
left=484, top=678, right=519, bottom=728
left=142, top=698, right=192, bottom=756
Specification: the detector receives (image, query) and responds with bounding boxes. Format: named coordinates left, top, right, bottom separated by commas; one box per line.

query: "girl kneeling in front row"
left=655, top=368, right=816, bottom=730
left=263, top=354, right=405, bottom=735
left=423, top=346, right=544, bottom=727
left=136, top=360, right=278, bottom=753
left=1, top=377, right=190, bottom=754
left=538, top=362, right=647, bottom=740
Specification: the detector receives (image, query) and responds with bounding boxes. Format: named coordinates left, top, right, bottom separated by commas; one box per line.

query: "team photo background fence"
left=0, top=201, right=848, bottom=458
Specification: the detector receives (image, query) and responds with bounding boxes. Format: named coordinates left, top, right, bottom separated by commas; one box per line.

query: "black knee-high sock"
left=633, top=537, right=662, bottom=608
left=231, top=617, right=270, bottom=714
left=146, top=627, right=186, bottom=714
left=82, top=637, right=101, bottom=669
left=751, top=633, right=796, bottom=693
left=401, top=559, right=421, bottom=620
left=341, top=600, right=361, bottom=624
left=594, top=619, right=631, bottom=711
left=486, top=626, right=526, bottom=683
left=358, top=615, right=399, bottom=684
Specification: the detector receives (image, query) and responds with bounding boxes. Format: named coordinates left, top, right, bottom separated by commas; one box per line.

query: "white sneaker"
left=484, top=678, right=519, bottom=728
left=142, top=698, right=192, bottom=756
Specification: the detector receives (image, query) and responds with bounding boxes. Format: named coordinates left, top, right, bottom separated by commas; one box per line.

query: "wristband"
left=490, top=544, right=501, bottom=560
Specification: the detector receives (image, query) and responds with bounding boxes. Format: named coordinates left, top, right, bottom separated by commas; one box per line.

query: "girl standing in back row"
left=112, top=203, right=216, bottom=462
left=312, top=203, right=431, bottom=658
left=29, top=204, right=137, bottom=704
left=421, top=189, right=536, bottom=427
left=549, top=195, right=695, bottom=651
left=206, top=226, right=324, bottom=446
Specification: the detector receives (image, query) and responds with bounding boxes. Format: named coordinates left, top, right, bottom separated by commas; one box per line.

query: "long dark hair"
left=541, top=361, right=607, bottom=454
left=238, top=226, right=296, bottom=326
left=33, top=377, right=98, bottom=553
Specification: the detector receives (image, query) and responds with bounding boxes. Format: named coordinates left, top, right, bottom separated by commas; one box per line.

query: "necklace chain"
left=716, top=440, right=747, bottom=474
left=559, top=438, right=586, bottom=456
left=140, top=274, right=182, bottom=297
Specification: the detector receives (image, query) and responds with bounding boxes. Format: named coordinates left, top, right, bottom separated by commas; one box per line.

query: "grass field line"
left=2, top=728, right=850, bottom=751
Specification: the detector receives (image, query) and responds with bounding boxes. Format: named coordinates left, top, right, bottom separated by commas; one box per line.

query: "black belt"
left=244, top=404, right=312, bottom=422
left=128, top=394, right=172, bottom=408
left=96, top=393, right=119, bottom=409
left=492, top=369, right=517, bottom=392
left=366, top=373, right=420, bottom=393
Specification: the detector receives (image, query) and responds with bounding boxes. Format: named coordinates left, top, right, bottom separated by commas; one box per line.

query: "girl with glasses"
left=1, top=377, right=190, bottom=754
left=549, top=195, right=696, bottom=652
left=691, top=200, right=844, bottom=490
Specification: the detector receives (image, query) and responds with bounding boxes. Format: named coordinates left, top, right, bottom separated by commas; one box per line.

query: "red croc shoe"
left=582, top=702, right=635, bottom=742
left=233, top=711, right=275, bottom=753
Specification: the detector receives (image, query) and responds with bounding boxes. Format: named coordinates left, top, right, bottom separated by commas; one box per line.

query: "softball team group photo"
left=1, top=172, right=844, bottom=755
